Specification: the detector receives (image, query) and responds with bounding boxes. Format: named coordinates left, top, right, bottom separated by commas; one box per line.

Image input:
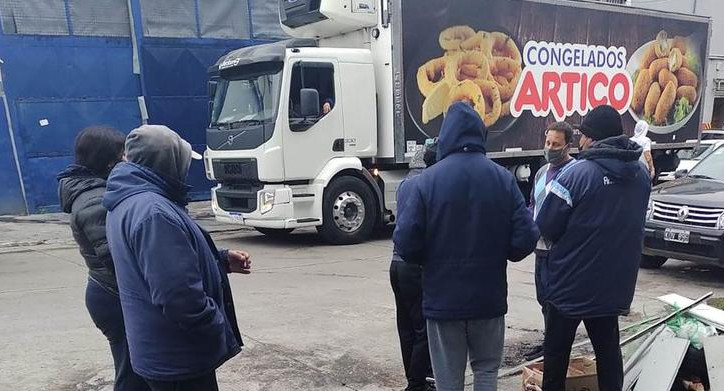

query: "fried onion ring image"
left=439, top=25, right=476, bottom=51
left=490, top=56, right=522, bottom=101
left=445, top=80, right=486, bottom=120
left=640, top=45, right=657, bottom=70
left=473, top=79, right=502, bottom=127
left=654, top=30, right=671, bottom=58
left=501, top=101, right=511, bottom=118
left=676, top=67, right=698, bottom=88
left=460, top=31, right=494, bottom=56
left=668, top=48, right=683, bottom=73
left=648, top=58, right=668, bottom=81
left=644, top=83, right=661, bottom=120
left=417, top=57, right=448, bottom=97
left=658, top=68, right=678, bottom=90
left=676, top=85, right=697, bottom=103
left=672, top=36, right=688, bottom=55
left=654, top=81, right=676, bottom=125
left=632, top=68, right=652, bottom=113
left=490, top=32, right=521, bottom=64
left=445, top=51, right=492, bottom=84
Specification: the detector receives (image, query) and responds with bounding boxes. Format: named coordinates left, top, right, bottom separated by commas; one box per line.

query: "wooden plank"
left=658, top=294, right=724, bottom=331
left=633, top=337, right=690, bottom=391
left=705, top=336, right=724, bottom=391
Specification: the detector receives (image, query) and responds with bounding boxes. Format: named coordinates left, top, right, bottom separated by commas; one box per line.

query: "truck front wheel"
left=318, top=176, right=377, bottom=245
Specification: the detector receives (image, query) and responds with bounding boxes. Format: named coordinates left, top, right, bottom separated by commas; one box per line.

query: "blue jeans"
left=427, top=317, right=505, bottom=391
left=85, top=278, right=150, bottom=391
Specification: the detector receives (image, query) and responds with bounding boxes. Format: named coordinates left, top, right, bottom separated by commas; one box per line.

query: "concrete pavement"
left=1, top=204, right=723, bottom=390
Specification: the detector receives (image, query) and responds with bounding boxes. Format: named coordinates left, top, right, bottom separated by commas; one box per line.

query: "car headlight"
left=259, top=190, right=275, bottom=214
left=646, top=198, right=654, bottom=221
left=718, top=213, right=724, bottom=230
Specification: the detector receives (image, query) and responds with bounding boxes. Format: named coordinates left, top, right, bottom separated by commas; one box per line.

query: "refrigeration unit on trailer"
left=203, top=0, right=711, bottom=244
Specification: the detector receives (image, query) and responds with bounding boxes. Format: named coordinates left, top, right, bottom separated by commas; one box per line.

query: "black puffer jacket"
left=58, top=165, right=118, bottom=294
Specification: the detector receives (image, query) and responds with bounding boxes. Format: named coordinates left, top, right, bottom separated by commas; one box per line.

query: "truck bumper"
left=643, top=222, right=724, bottom=266
left=210, top=184, right=322, bottom=229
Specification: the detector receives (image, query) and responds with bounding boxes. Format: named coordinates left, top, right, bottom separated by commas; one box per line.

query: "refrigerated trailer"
left=203, top=0, right=711, bottom=244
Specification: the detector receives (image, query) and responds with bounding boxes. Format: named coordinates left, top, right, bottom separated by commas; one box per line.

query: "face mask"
left=544, top=147, right=567, bottom=165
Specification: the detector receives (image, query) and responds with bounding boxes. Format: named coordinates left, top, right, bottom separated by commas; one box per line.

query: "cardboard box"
left=522, top=357, right=598, bottom=391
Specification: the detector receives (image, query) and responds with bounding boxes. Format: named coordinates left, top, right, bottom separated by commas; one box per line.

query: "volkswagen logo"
left=677, top=206, right=689, bottom=222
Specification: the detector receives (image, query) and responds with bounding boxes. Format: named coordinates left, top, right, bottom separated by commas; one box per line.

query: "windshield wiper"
left=689, top=174, right=715, bottom=180
left=215, top=119, right=264, bottom=130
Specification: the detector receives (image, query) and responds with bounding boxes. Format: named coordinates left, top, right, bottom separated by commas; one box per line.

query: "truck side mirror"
left=300, top=88, right=320, bottom=117
left=208, top=80, right=218, bottom=98
left=674, top=169, right=688, bottom=178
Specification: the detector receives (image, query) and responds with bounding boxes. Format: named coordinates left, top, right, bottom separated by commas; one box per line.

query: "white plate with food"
left=627, top=30, right=702, bottom=134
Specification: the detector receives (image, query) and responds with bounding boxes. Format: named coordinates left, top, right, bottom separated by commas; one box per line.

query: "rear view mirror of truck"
left=300, top=88, right=320, bottom=117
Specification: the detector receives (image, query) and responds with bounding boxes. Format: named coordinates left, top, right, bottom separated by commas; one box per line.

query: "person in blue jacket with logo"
left=535, top=105, right=651, bottom=391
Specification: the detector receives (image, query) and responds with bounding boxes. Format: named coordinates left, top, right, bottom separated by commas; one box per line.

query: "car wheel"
left=255, top=228, right=294, bottom=237
left=317, top=176, right=377, bottom=245
left=640, top=255, right=668, bottom=269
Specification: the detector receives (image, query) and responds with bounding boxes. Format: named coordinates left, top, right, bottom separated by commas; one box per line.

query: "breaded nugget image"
left=654, top=81, right=676, bottom=125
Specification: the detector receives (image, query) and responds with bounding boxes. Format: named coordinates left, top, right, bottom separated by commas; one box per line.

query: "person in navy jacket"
left=394, top=102, right=539, bottom=390
left=103, top=125, right=250, bottom=391
left=535, top=105, right=651, bottom=391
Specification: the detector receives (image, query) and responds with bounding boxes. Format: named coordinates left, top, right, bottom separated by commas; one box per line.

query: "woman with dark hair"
left=57, top=126, right=149, bottom=391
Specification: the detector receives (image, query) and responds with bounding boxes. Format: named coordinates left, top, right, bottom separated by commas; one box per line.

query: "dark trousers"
left=390, top=261, right=433, bottom=391
left=85, top=279, right=150, bottom=391
left=534, top=251, right=549, bottom=325
left=542, top=305, right=623, bottom=391
left=144, top=372, right=218, bottom=391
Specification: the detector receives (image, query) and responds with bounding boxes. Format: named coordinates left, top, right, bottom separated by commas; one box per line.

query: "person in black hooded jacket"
left=394, top=102, right=539, bottom=390
left=57, top=126, right=150, bottom=391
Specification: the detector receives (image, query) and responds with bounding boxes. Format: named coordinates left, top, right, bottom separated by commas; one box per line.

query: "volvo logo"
left=677, top=206, right=689, bottom=222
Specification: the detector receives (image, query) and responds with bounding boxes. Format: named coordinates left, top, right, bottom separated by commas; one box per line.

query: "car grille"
left=652, top=201, right=724, bottom=228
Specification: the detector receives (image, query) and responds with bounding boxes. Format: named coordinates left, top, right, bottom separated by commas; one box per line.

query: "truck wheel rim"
left=332, top=191, right=366, bottom=232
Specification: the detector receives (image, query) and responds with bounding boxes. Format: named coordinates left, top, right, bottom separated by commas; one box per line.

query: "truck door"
left=283, top=60, right=344, bottom=180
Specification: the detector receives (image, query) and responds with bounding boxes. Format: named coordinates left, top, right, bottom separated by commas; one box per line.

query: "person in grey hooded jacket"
left=103, top=125, right=251, bottom=391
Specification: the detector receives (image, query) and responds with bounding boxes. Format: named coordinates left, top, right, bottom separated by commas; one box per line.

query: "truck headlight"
left=718, top=213, right=724, bottom=230
left=646, top=199, right=654, bottom=221
left=259, top=190, right=275, bottom=214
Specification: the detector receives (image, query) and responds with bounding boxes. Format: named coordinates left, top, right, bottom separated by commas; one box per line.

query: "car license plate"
left=664, top=228, right=690, bottom=244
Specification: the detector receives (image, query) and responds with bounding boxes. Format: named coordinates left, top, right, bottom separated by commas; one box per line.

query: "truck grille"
left=652, top=201, right=724, bottom=228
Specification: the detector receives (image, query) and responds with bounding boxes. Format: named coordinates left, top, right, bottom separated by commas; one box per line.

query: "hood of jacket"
left=124, top=125, right=194, bottom=185
left=633, top=120, right=649, bottom=139
left=102, top=162, right=191, bottom=212
left=437, top=102, right=487, bottom=161
left=579, top=135, right=644, bottom=182
left=57, top=164, right=107, bottom=213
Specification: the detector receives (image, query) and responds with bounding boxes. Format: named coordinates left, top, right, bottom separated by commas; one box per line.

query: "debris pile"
left=513, top=292, right=724, bottom=391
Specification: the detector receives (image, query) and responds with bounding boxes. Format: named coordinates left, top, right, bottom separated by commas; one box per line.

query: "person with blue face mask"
left=524, top=122, right=576, bottom=361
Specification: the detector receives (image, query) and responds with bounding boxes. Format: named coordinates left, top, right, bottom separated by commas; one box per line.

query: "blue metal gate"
left=0, top=0, right=284, bottom=214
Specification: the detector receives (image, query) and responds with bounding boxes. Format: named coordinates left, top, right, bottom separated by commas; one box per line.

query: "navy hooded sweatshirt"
left=103, top=160, right=241, bottom=381
left=535, top=135, right=651, bottom=318
left=393, top=102, right=539, bottom=320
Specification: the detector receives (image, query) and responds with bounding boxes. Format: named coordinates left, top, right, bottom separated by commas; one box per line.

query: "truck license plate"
left=664, top=228, right=690, bottom=244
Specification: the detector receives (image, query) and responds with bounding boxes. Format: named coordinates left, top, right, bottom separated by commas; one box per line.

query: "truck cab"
left=204, top=0, right=400, bottom=244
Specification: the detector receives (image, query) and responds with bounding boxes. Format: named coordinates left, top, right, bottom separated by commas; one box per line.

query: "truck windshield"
left=211, top=66, right=282, bottom=128
left=688, top=145, right=724, bottom=181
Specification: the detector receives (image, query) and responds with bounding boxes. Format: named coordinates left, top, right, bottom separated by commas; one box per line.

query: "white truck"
left=203, top=0, right=710, bottom=244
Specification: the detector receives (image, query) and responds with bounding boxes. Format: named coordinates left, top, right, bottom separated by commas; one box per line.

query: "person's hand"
left=227, top=250, right=251, bottom=274
left=650, top=169, right=656, bottom=181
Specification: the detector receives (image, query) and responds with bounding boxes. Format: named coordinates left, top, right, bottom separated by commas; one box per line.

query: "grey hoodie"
left=125, top=125, right=194, bottom=184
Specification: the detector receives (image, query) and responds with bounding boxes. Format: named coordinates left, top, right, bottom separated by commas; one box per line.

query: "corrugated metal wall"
left=0, top=0, right=286, bottom=214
